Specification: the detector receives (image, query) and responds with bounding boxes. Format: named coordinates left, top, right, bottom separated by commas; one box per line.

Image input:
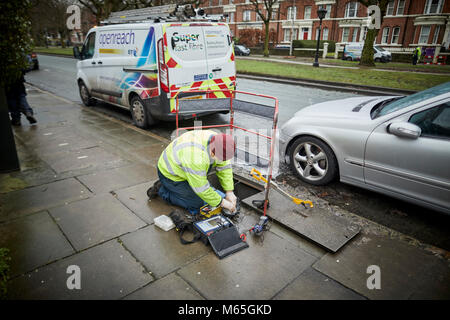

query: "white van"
left=343, top=42, right=392, bottom=62
left=73, top=7, right=236, bottom=128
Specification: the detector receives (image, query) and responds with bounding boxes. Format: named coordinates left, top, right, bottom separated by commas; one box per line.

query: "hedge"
left=293, top=40, right=336, bottom=52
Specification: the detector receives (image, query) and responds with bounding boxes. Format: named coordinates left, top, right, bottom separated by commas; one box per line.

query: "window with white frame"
left=284, top=29, right=298, bottom=42
left=323, top=27, right=329, bottom=40
left=229, top=12, right=234, bottom=23
left=324, top=5, right=331, bottom=18
left=397, top=0, right=405, bottom=15
left=304, top=6, right=311, bottom=19
left=433, top=25, right=441, bottom=43
left=209, top=0, right=212, bottom=7
left=419, top=26, right=431, bottom=43
left=391, top=27, right=400, bottom=43
left=345, top=2, right=358, bottom=18
left=243, top=10, right=251, bottom=22
left=272, top=10, right=277, bottom=19
left=381, top=27, right=390, bottom=43
left=351, top=28, right=358, bottom=42
left=229, top=0, right=233, bottom=3
left=342, top=27, right=350, bottom=42
left=256, top=12, right=262, bottom=21
left=386, top=1, right=395, bottom=15
left=218, top=0, right=222, bottom=5
left=424, top=0, right=444, bottom=14
left=287, top=6, right=297, bottom=20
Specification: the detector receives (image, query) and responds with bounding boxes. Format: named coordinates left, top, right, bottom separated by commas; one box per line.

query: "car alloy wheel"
left=289, top=136, right=338, bottom=186
left=79, top=82, right=95, bottom=106
left=132, top=99, right=146, bottom=127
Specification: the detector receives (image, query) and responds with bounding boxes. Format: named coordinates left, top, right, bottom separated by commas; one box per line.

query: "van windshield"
left=374, top=46, right=385, bottom=52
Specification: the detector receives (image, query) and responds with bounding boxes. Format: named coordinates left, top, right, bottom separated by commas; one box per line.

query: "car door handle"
left=212, top=68, right=222, bottom=72
left=91, top=61, right=96, bottom=65
left=98, top=61, right=102, bottom=64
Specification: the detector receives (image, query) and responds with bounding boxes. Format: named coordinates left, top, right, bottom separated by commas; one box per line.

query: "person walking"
left=147, top=130, right=237, bottom=215
left=6, top=69, right=37, bottom=126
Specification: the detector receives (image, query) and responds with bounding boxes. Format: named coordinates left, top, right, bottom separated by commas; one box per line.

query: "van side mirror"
left=388, top=122, right=421, bottom=139
left=73, top=46, right=81, bottom=60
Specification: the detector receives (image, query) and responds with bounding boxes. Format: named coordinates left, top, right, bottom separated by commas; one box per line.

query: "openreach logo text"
left=99, top=31, right=136, bottom=45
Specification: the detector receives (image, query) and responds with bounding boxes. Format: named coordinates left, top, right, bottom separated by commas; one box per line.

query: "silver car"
left=279, top=82, right=450, bottom=214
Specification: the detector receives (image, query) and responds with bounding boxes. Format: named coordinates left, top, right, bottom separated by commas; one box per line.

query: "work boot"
left=147, top=180, right=161, bottom=199
left=25, top=112, right=37, bottom=124
left=11, top=119, right=21, bottom=126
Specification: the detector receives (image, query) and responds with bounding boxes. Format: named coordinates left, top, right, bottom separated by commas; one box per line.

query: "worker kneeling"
left=147, top=130, right=237, bottom=215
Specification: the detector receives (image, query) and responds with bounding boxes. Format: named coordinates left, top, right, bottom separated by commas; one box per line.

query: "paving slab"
left=77, top=164, right=157, bottom=194
left=176, top=216, right=317, bottom=300
left=242, top=189, right=360, bottom=252
left=124, top=273, right=204, bottom=300
left=49, top=193, right=146, bottom=251
left=128, top=143, right=168, bottom=166
left=274, top=268, right=366, bottom=300
left=313, top=234, right=450, bottom=300
left=115, top=181, right=176, bottom=224
left=39, top=146, right=127, bottom=174
left=6, top=240, right=153, bottom=300
left=0, top=211, right=75, bottom=277
left=0, top=178, right=90, bottom=223
left=120, top=225, right=210, bottom=279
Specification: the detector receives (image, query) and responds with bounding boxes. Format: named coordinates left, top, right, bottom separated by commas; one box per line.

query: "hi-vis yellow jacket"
left=157, top=130, right=234, bottom=207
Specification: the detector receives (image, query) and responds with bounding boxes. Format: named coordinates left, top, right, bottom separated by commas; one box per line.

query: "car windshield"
left=374, top=46, right=385, bottom=52
left=373, top=82, right=450, bottom=118
left=236, top=45, right=244, bottom=50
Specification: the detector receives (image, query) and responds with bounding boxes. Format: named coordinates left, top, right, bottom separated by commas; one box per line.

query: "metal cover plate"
left=242, top=189, right=360, bottom=252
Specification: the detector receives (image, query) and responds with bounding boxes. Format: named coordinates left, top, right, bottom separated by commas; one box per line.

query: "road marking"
left=77, top=156, right=88, bottom=159
left=59, top=143, right=69, bottom=146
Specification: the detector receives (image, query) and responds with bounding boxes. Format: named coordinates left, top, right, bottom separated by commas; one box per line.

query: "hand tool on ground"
left=250, top=168, right=313, bottom=209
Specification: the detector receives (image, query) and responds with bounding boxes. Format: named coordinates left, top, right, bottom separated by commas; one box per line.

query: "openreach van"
left=73, top=4, right=236, bottom=128
left=343, top=42, right=392, bottom=63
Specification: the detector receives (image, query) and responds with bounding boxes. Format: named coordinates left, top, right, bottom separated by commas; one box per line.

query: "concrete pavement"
left=1, top=85, right=449, bottom=300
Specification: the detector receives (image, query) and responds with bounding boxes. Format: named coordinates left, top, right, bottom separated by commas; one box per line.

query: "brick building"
left=200, top=0, right=450, bottom=52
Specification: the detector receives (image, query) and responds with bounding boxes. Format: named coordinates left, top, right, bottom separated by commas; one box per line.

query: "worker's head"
left=209, top=133, right=235, bottom=162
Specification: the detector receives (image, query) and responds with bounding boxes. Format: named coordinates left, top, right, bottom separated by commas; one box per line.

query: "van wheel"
left=130, top=95, right=155, bottom=129
left=375, top=58, right=381, bottom=62
left=78, top=81, right=96, bottom=106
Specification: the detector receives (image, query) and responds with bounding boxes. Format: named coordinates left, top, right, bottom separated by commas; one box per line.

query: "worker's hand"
left=225, top=191, right=237, bottom=207
left=221, top=198, right=236, bottom=213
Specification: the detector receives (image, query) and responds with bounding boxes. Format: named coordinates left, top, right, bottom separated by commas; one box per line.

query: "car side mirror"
left=388, top=122, right=421, bottom=139
left=73, top=46, right=81, bottom=60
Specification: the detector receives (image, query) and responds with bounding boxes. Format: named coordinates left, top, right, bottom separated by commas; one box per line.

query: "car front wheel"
left=78, top=81, right=96, bottom=106
left=130, top=95, right=156, bottom=129
left=288, top=136, right=338, bottom=186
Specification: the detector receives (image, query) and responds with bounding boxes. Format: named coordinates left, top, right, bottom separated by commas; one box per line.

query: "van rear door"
left=164, top=24, right=209, bottom=96
left=203, top=24, right=235, bottom=97
left=163, top=23, right=235, bottom=99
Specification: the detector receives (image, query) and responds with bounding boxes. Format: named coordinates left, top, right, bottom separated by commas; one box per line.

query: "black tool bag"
left=168, top=210, right=202, bottom=245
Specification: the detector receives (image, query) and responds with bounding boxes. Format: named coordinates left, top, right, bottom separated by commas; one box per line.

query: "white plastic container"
left=154, top=215, right=175, bottom=232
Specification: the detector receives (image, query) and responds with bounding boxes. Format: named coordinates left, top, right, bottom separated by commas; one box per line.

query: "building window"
left=229, top=12, right=234, bottom=23
left=382, top=27, right=390, bottom=43
left=323, top=27, right=329, bottom=40
left=324, top=5, right=331, bottom=19
left=256, top=12, right=262, bottom=21
left=424, top=0, right=444, bottom=14
left=287, top=6, right=297, bottom=20
left=209, top=0, right=212, bottom=7
left=243, top=10, right=251, bottom=22
left=304, top=6, right=311, bottom=19
left=342, top=27, right=350, bottom=42
left=419, top=26, right=431, bottom=43
left=391, top=27, right=400, bottom=44
left=397, top=0, right=405, bottom=15
left=218, top=0, right=222, bottom=5
left=386, top=1, right=394, bottom=15
left=345, top=2, right=358, bottom=18
left=433, top=25, right=441, bottom=43
left=272, top=10, right=277, bottom=19
left=362, top=26, right=368, bottom=40
left=284, top=29, right=298, bottom=42
left=351, top=28, right=358, bottom=42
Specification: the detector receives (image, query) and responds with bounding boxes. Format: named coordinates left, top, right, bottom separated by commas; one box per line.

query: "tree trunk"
left=359, top=28, right=377, bottom=67
left=0, top=87, right=20, bottom=173
left=263, top=21, right=270, bottom=57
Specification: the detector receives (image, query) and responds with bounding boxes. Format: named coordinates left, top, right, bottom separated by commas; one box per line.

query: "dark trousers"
left=157, top=169, right=224, bottom=215
left=8, top=93, right=34, bottom=121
